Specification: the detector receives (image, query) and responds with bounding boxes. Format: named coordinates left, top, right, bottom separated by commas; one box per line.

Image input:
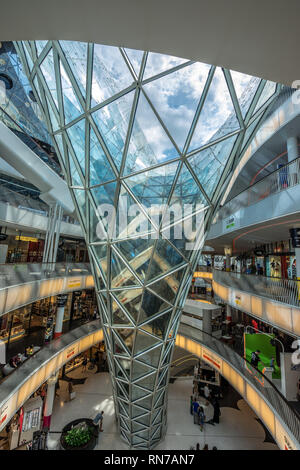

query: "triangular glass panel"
left=154, top=390, right=165, bottom=408
left=189, top=67, right=240, bottom=152
left=151, top=425, right=161, bottom=440
left=124, top=93, right=180, bottom=175
left=139, top=289, right=171, bottom=323
left=53, top=133, right=65, bottom=161
left=60, top=60, right=83, bottom=124
left=114, top=184, right=152, bottom=240
left=73, top=188, right=86, bottom=222
left=112, top=331, right=130, bottom=357
left=140, top=309, right=173, bottom=340
left=110, top=294, right=135, bottom=326
left=60, top=41, right=88, bottom=98
left=124, top=48, right=144, bottom=77
left=92, top=91, right=135, bottom=172
left=66, top=118, right=86, bottom=174
left=143, top=52, right=188, bottom=80
left=90, top=181, right=117, bottom=213
left=115, top=328, right=135, bottom=353
left=119, top=399, right=129, bottom=418
left=135, top=372, right=156, bottom=391
left=188, top=138, right=236, bottom=198
left=120, top=416, right=130, bottom=432
left=36, top=41, right=48, bottom=56
left=114, top=237, right=155, bottom=283
left=132, top=361, right=155, bottom=381
left=132, top=384, right=152, bottom=402
left=40, top=49, right=59, bottom=108
left=134, top=329, right=161, bottom=356
left=242, top=115, right=261, bottom=150
left=253, top=81, right=277, bottom=114
left=92, top=44, right=134, bottom=106
left=111, top=248, right=139, bottom=288
left=144, top=62, right=210, bottom=151
left=135, top=413, right=151, bottom=427
left=132, top=404, right=149, bottom=419
left=162, top=162, right=208, bottom=227
left=162, top=341, right=175, bottom=366
left=124, top=163, right=179, bottom=230
left=152, top=409, right=163, bottom=426
left=112, top=287, right=143, bottom=324
left=69, top=152, right=84, bottom=187
left=132, top=434, right=148, bottom=445
left=89, top=243, right=107, bottom=282
left=134, top=395, right=153, bottom=412
left=116, top=380, right=129, bottom=399
left=146, top=238, right=185, bottom=282
left=133, top=429, right=150, bottom=442
left=231, top=71, right=261, bottom=118
left=131, top=420, right=148, bottom=433
left=136, top=344, right=162, bottom=369
left=23, top=43, right=34, bottom=70
left=45, top=95, right=60, bottom=132
left=90, top=126, right=116, bottom=186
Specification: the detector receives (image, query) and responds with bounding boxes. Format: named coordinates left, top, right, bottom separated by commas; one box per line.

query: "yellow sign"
left=15, top=236, right=38, bottom=242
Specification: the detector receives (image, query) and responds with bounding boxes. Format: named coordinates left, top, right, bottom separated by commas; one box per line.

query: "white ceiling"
left=1, top=0, right=300, bottom=85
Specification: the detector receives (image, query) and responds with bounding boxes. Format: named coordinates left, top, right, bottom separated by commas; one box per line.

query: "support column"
left=226, top=304, right=232, bottom=322
left=54, top=294, right=68, bottom=338
left=43, top=373, right=58, bottom=429
left=43, top=203, right=63, bottom=264
left=202, top=309, right=212, bottom=335
left=287, top=136, right=298, bottom=163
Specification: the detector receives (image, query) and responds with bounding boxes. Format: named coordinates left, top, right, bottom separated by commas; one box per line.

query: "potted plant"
left=60, top=418, right=98, bottom=450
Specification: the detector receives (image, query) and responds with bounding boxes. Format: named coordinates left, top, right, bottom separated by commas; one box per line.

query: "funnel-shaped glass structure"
left=14, top=40, right=279, bottom=448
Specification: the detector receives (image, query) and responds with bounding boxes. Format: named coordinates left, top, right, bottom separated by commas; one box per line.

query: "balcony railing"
left=0, top=262, right=91, bottom=289
left=213, top=156, right=300, bottom=224
left=213, top=269, right=300, bottom=308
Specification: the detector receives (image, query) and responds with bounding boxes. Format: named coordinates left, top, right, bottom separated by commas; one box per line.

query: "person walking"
left=198, top=406, right=205, bottom=432
left=68, top=381, right=74, bottom=401
left=203, top=383, right=211, bottom=401
left=93, top=410, right=104, bottom=432
left=192, top=398, right=200, bottom=425
left=82, top=355, right=88, bottom=373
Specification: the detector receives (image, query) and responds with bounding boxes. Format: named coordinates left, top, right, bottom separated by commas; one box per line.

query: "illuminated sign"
left=15, top=236, right=39, bottom=242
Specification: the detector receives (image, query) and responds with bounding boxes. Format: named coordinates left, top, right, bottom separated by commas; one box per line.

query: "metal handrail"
left=213, top=268, right=300, bottom=307
left=0, top=262, right=91, bottom=289
left=213, top=156, right=300, bottom=224
left=178, top=323, right=300, bottom=443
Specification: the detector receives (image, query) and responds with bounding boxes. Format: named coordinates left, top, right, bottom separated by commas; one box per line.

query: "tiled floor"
left=47, top=368, right=278, bottom=451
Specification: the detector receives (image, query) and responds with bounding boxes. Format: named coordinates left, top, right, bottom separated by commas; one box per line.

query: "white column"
left=287, top=136, right=298, bottom=163
left=54, top=294, right=68, bottom=338
left=43, top=373, right=58, bottom=429
left=226, top=304, right=232, bottom=322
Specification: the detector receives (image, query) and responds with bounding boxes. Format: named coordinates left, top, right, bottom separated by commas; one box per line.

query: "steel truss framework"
left=15, top=40, right=280, bottom=449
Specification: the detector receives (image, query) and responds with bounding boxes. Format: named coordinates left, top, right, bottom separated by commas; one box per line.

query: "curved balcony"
left=208, top=156, right=300, bottom=241
left=0, top=262, right=94, bottom=317
left=0, top=320, right=102, bottom=431
left=177, top=323, right=300, bottom=450
left=194, top=268, right=300, bottom=337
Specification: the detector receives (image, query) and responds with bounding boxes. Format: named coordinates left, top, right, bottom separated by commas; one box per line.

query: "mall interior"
left=0, top=1, right=299, bottom=451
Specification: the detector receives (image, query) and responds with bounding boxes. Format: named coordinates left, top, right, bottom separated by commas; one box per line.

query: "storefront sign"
left=15, top=236, right=38, bottom=242
left=67, top=279, right=82, bottom=289
left=201, top=347, right=222, bottom=371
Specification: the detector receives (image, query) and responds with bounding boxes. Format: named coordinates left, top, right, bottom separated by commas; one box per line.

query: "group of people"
left=191, top=391, right=221, bottom=431
left=8, top=344, right=35, bottom=369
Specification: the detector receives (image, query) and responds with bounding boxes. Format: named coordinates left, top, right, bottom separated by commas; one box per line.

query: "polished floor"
left=47, top=367, right=278, bottom=450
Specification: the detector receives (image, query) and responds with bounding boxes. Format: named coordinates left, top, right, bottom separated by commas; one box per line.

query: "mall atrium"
left=0, top=0, right=299, bottom=453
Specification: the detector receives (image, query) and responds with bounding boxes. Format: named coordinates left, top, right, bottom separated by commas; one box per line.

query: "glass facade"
left=14, top=40, right=280, bottom=448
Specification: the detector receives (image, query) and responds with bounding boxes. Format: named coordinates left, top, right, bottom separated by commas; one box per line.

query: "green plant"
left=64, top=426, right=93, bottom=447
